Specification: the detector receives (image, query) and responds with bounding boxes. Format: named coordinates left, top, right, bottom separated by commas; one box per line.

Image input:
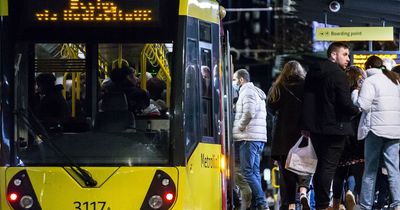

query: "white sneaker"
left=345, top=191, right=356, bottom=210
left=300, top=193, right=310, bottom=210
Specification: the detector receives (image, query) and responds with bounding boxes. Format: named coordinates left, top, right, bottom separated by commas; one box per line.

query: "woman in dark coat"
left=267, top=60, right=311, bottom=210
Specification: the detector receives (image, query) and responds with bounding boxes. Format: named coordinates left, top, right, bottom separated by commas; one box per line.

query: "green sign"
left=316, top=27, right=393, bottom=41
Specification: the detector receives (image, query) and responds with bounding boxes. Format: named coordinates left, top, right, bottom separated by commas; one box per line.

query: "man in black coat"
left=302, top=42, right=360, bottom=210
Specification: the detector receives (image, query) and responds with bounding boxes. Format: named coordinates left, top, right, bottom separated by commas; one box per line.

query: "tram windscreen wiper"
left=16, top=109, right=97, bottom=187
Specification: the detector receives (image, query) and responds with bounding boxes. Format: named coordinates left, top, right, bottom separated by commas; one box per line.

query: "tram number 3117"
left=73, top=201, right=110, bottom=210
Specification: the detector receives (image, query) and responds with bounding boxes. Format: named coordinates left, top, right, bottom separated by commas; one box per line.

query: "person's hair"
left=391, top=65, right=400, bottom=74
left=364, top=55, right=383, bottom=69
left=235, top=69, right=250, bottom=82
left=327, top=42, right=349, bottom=58
left=36, top=73, right=56, bottom=91
left=268, top=60, right=306, bottom=103
left=345, top=65, right=363, bottom=90
left=147, top=77, right=166, bottom=100
left=109, top=65, right=134, bottom=85
left=365, top=55, right=399, bottom=85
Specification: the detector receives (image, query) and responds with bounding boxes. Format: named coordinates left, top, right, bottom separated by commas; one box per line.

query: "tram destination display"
left=23, top=0, right=160, bottom=27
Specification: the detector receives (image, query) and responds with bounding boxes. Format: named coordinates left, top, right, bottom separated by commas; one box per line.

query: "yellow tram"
left=0, top=0, right=234, bottom=209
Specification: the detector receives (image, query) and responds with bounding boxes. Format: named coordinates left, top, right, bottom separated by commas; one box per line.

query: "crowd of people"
left=233, top=42, right=400, bottom=210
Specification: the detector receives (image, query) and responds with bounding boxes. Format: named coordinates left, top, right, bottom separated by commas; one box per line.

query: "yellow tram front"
left=0, top=0, right=233, bottom=209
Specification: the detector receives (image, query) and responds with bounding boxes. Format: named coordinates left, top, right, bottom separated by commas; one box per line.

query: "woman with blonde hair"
left=268, top=60, right=310, bottom=210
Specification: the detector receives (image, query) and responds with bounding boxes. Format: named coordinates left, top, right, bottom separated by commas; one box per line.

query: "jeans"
left=311, top=133, right=346, bottom=209
left=239, top=141, right=267, bottom=207
left=360, top=132, right=400, bottom=210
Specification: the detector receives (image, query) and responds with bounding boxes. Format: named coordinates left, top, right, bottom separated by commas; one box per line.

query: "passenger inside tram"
left=17, top=43, right=173, bottom=166
left=100, top=64, right=150, bottom=115
left=33, top=73, right=68, bottom=123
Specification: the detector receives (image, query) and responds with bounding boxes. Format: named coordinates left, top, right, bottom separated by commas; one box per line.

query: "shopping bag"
left=285, top=136, right=318, bottom=176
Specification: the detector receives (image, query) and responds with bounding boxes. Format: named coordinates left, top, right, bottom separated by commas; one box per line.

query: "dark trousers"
left=277, top=156, right=312, bottom=210
left=311, top=133, right=346, bottom=209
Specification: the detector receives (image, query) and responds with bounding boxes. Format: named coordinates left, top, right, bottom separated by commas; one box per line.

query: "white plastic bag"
left=285, top=136, right=318, bottom=176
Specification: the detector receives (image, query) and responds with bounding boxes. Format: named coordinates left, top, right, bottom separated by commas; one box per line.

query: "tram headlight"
left=148, top=195, right=163, bottom=209
left=7, top=170, right=41, bottom=210
left=140, top=170, right=176, bottom=209
left=20, top=195, right=34, bottom=209
left=161, top=178, right=170, bottom=186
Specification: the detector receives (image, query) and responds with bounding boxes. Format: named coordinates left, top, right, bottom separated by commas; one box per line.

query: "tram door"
left=182, top=16, right=225, bottom=209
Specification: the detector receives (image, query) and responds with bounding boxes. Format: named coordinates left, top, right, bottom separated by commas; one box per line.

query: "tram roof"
left=293, top=0, right=400, bottom=30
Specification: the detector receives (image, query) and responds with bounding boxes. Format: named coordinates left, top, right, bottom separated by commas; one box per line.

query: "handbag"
left=285, top=136, right=318, bottom=176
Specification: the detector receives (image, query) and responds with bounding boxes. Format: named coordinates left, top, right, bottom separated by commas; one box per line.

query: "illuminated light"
left=134, top=14, right=137, bottom=17
left=38, top=18, right=42, bottom=21
left=134, top=18, right=140, bottom=20
left=8, top=193, right=18, bottom=202
left=50, top=18, right=57, bottom=21
left=45, top=18, right=49, bottom=20
left=148, top=10, right=152, bottom=13
left=165, top=193, right=174, bottom=201
left=143, top=14, right=148, bottom=17
left=148, top=18, right=152, bottom=20
left=96, top=18, right=102, bottom=20
left=89, top=6, right=95, bottom=9
left=71, top=6, right=79, bottom=9
left=138, top=10, right=142, bottom=13
left=134, top=10, right=137, bottom=13
left=81, top=6, right=86, bottom=9
left=74, top=18, right=80, bottom=20
left=220, top=155, right=226, bottom=171
left=105, top=18, right=110, bottom=21
left=44, top=10, right=49, bottom=13
left=126, top=18, right=133, bottom=20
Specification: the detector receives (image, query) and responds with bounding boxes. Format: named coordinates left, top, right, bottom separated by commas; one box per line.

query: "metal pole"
left=225, top=7, right=275, bottom=12
left=324, top=12, right=327, bottom=27
left=368, top=41, right=373, bottom=52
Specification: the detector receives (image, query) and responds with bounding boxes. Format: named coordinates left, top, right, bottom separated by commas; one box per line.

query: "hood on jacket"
left=366, top=68, right=382, bottom=77
left=240, top=82, right=266, bottom=100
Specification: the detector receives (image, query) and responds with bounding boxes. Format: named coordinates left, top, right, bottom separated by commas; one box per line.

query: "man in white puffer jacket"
left=351, top=55, right=400, bottom=210
left=232, top=69, right=268, bottom=210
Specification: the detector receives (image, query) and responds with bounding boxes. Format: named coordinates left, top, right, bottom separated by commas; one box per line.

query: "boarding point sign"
left=316, top=27, right=393, bottom=41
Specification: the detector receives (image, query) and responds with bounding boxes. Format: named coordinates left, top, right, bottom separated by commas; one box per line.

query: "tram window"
left=16, top=43, right=172, bottom=166
left=200, top=48, right=213, bottom=138
left=34, top=44, right=87, bottom=128
left=185, top=39, right=201, bottom=153
left=199, top=22, right=212, bottom=43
